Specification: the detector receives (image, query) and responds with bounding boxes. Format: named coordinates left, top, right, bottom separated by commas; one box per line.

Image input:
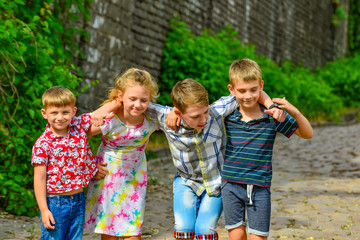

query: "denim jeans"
left=221, top=181, right=271, bottom=237
left=173, top=176, right=222, bottom=239
left=40, top=192, right=85, bottom=240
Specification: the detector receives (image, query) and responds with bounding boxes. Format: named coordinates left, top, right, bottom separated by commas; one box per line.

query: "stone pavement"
left=1, top=123, right=360, bottom=239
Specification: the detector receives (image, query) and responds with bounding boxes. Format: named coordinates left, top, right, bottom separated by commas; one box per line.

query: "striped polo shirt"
left=222, top=105, right=298, bottom=187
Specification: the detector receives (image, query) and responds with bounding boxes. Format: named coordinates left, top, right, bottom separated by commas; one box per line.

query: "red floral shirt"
left=32, top=113, right=97, bottom=193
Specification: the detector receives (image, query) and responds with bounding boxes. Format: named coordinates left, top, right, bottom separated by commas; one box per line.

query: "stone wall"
left=76, top=0, right=349, bottom=113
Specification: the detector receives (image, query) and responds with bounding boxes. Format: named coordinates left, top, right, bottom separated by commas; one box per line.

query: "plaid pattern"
left=174, top=231, right=194, bottom=239
left=146, top=95, right=236, bottom=196
left=174, top=231, right=219, bottom=240
left=196, top=233, right=219, bottom=240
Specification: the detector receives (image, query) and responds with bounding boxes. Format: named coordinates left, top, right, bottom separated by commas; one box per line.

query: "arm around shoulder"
left=273, top=97, right=313, bottom=139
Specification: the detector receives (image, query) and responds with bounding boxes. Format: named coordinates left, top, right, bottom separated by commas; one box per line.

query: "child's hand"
left=93, top=162, right=108, bottom=180
left=166, top=108, right=181, bottom=130
left=92, top=110, right=114, bottom=127
left=264, top=107, right=286, bottom=122
left=42, top=209, right=55, bottom=229
left=272, top=97, right=300, bottom=117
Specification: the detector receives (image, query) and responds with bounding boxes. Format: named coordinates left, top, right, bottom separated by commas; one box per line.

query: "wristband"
left=268, top=103, right=280, bottom=109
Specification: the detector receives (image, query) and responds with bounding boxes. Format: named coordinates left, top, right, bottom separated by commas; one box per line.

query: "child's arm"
left=273, top=97, right=313, bottom=139
left=165, top=108, right=181, bottom=130
left=34, top=164, right=55, bottom=229
left=260, top=91, right=286, bottom=122
left=91, top=101, right=118, bottom=127
left=87, top=124, right=102, bottom=138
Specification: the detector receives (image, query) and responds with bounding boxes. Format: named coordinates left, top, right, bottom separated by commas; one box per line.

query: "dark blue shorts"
left=221, top=181, right=271, bottom=237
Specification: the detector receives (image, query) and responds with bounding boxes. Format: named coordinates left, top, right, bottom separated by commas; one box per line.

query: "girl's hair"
left=103, top=68, right=159, bottom=106
left=42, top=86, right=76, bottom=109
left=171, top=78, right=209, bottom=113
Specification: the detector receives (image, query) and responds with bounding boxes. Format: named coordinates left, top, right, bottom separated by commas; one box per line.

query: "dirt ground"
left=1, top=123, right=360, bottom=239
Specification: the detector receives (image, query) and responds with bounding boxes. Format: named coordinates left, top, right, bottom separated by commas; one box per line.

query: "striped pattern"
left=222, top=106, right=298, bottom=187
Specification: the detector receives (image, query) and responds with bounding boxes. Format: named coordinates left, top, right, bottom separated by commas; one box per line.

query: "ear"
left=260, top=80, right=264, bottom=91
left=227, top=84, right=235, bottom=95
left=174, top=107, right=183, bottom=119
left=41, top=109, right=47, bottom=119
left=72, top=107, right=77, bottom=117
left=118, top=90, right=123, bottom=101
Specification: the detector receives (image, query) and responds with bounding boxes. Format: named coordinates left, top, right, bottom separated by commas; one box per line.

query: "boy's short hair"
left=171, top=78, right=209, bottom=113
left=229, top=58, right=262, bottom=86
left=42, top=86, right=76, bottom=109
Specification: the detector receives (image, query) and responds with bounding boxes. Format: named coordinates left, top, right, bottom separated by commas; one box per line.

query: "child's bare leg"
left=101, top=234, right=119, bottom=240
left=249, top=234, right=267, bottom=240
left=124, top=236, right=141, bottom=240
left=229, top=225, right=247, bottom=240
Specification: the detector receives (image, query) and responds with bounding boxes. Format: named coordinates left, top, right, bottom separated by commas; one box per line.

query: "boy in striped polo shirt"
left=221, top=58, right=313, bottom=240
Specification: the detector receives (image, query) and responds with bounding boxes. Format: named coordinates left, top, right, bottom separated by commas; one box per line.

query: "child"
left=84, top=68, right=159, bottom=240
left=221, top=58, right=313, bottom=240
left=32, top=86, right=105, bottom=240
left=93, top=78, right=284, bottom=239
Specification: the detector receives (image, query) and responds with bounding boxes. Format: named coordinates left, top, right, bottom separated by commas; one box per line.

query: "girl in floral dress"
left=85, top=68, right=159, bottom=240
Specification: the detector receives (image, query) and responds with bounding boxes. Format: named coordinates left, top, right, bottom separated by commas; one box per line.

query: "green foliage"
left=332, top=4, right=347, bottom=26
left=160, top=18, right=359, bottom=121
left=0, top=0, right=91, bottom=216
left=317, top=53, right=360, bottom=108
left=348, top=0, right=360, bottom=55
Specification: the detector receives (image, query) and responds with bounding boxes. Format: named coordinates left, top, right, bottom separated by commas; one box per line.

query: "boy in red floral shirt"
left=32, top=86, right=105, bottom=240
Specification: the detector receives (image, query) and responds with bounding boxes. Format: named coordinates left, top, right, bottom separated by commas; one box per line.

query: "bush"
left=160, top=18, right=356, bottom=121
left=0, top=0, right=90, bottom=216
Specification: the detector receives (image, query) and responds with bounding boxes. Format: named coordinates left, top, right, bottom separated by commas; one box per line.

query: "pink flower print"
left=104, top=181, right=114, bottom=189
left=115, top=209, right=129, bottom=219
left=86, top=214, right=96, bottom=225
left=139, top=180, right=147, bottom=188
left=98, top=193, right=105, bottom=204
left=113, top=169, right=125, bottom=178
left=130, top=192, right=139, bottom=202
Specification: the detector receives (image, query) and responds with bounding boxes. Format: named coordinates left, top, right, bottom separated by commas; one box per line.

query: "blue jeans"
left=173, top=176, right=222, bottom=239
left=40, top=192, right=85, bottom=240
left=221, top=181, right=271, bottom=237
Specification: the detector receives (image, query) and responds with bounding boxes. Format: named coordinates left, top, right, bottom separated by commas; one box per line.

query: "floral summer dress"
left=85, top=115, right=158, bottom=236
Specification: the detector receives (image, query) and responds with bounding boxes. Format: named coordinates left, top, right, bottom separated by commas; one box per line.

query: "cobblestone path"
left=1, top=123, right=360, bottom=239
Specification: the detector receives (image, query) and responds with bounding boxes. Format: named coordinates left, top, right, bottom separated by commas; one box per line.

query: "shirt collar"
left=233, top=104, right=271, bottom=122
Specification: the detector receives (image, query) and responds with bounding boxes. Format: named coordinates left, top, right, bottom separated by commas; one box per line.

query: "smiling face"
left=41, top=105, right=77, bottom=136
left=228, top=79, right=264, bottom=110
left=176, top=104, right=209, bottom=131
left=119, top=83, right=151, bottom=120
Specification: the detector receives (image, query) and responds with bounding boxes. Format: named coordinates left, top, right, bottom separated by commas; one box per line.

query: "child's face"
left=119, top=83, right=151, bottom=119
left=228, top=79, right=264, bottom=109
left=175, top=104, right=209, bottom=131
left=41, top=105, right=77, bottom=136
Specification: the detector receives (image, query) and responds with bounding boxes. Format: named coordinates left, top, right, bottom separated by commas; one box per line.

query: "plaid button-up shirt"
left=146, top=95, right=236, bottom=196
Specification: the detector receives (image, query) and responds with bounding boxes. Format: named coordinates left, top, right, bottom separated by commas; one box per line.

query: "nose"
left=200, top=114, right=207, bottom=124
left=134, top=100, right=141, bottom=108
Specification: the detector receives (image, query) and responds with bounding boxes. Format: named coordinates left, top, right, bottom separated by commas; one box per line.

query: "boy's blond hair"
left=229, top=58, right=262, bottom=86
left=42, top=86, right=76, bottom=109
left=171, top=78, right=209, bottom=113
left=104, top=68, right=158, bottom=105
